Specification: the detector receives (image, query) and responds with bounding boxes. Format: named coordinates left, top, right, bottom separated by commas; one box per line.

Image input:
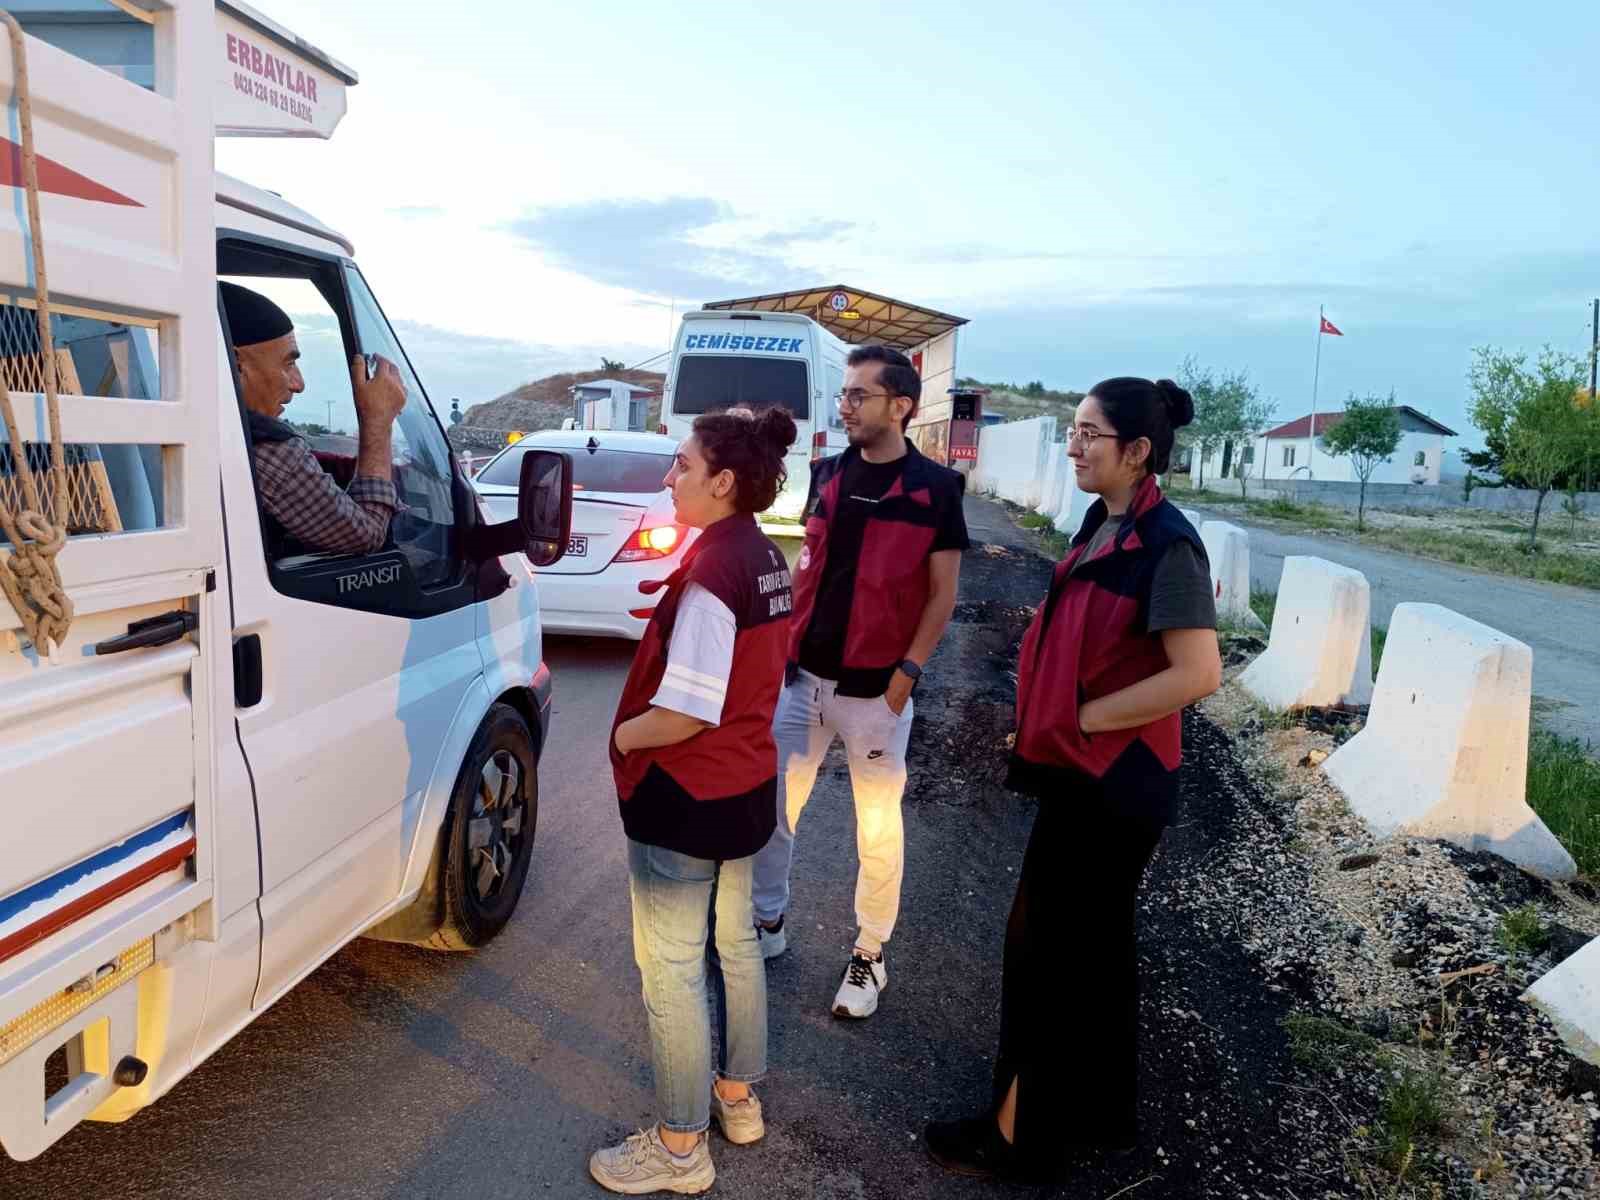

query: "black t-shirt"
left=1074, top=521, right=1216, bottom=632
left=798, top=451, right=969, bottom=681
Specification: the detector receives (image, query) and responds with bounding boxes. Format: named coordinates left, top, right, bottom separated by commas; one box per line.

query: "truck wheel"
left=426, top=703, right=539, bottom=950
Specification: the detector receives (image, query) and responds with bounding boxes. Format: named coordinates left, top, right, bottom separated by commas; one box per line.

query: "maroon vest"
left=1007, top=475, right=1203, bottom=828
left=786, top=443, right=965, bottom=696
left=611, top=513, right=793, bottom=860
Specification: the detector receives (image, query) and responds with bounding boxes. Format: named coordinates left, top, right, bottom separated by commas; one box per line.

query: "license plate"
left=566, top=536, right=588, bottom=557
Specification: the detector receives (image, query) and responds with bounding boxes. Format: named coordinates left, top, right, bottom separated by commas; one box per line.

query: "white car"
left=473, top=430, right=695, bottom=639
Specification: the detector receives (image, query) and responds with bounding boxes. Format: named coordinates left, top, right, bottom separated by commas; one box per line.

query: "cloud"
left=268, top=308, right=662, bottom=409
left=504, top=197, right=852, bottom=300
left=386, top=205, right=444, bottom=220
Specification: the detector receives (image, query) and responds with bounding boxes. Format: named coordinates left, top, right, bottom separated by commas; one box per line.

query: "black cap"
left=220, top=281, right=294, bottom=347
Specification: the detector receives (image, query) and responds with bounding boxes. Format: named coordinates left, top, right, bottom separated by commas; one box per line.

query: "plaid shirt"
left=252, top=436, right=399, bottom=555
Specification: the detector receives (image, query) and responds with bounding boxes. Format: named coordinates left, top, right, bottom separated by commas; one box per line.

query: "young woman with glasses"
left=926, top=377, right=1223, bottom=1186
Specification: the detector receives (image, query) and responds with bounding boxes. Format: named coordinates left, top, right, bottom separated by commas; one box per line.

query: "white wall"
left=972, top=416, right=1057, bottom=507
left=1194, top=429, right=1446, bottom=487
left=911, top=330, right=959, bottom=407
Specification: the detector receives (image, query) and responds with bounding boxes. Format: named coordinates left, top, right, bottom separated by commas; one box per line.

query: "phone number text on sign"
left=230, top=72, right=315, bottom=124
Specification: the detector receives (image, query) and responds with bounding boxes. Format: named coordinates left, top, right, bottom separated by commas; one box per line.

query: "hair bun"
left=1154, top=379, right=1194, bottom=428
left=756, top=406, right=798, bottom=454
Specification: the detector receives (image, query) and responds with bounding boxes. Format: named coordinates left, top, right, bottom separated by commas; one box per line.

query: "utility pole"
left=1590, top=298, right=1597, bottom=494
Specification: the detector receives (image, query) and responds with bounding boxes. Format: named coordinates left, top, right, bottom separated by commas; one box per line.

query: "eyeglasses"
left=834, top=389, right=894, bottom=411
left=1065, top=425, right=1116, bottom=448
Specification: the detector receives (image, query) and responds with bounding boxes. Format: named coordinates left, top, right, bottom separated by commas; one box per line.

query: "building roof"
left=570, top=378, right=655, bottom=395
left=1263, top=405, right=1457, bottom=439
left=701, top=284, right=967, bottom=349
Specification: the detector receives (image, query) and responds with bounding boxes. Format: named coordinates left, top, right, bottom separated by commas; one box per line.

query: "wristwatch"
left=897, top=659, right=923, bottom=685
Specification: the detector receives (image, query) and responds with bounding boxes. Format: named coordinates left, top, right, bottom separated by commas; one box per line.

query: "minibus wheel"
left=426, top=703, right=540, bottom=949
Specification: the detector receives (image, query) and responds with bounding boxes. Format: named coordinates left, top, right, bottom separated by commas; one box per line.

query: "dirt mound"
left=461, top=368, right=666, bottom=434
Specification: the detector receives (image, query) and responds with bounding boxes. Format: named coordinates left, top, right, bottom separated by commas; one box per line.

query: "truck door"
left=216, top=239, right=479, bottom=1008
left=0, top=2, right=223, bottom=1161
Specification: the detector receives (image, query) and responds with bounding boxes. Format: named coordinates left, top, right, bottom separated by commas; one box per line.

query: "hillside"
left=960, top=375, right=1082, bottom=423
left=459, top=368, right=666, bottom=438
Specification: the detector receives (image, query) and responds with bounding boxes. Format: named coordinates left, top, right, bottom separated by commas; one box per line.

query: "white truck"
left=0, top=0, right=571, bottom=1161
left=661, top=292, right=964, bottom=517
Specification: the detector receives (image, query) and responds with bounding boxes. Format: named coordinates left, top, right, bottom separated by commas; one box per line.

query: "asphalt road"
left=1187, top=505, right=1600, bottom=748
left=0, top=510, right=1037, bottom=1200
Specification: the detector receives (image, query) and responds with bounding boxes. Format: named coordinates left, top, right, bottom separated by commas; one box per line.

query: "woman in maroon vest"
left=590, top=408, right=797, bottom=1196
left=926, top=378, right=1223, bottom=1185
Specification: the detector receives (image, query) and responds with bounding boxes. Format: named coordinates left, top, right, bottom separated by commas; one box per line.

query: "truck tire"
left=425, top=703, right=539, bottom=951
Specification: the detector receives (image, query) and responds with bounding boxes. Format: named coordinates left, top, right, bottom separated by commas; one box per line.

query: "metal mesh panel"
left=0, top=443, right=123, bottom=536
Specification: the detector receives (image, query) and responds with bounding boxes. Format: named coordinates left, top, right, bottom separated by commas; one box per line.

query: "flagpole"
left=1309, top=304, right=1324, bottom=479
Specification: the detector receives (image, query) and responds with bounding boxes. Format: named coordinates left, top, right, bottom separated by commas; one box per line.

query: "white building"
left=1193, top=406, right=1457, bottom=487
left=571, top=379, right=656, bottom=432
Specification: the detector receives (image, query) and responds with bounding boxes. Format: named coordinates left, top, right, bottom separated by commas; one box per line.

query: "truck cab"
left=0, top=1, right=570, bottom=1161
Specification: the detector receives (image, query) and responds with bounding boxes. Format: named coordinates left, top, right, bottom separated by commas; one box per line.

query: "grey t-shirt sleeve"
left=1148, top=541, right=1218, bottom=632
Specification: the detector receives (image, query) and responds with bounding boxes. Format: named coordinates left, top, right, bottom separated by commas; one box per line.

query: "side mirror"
left=518, top=449, right=572, bottom=567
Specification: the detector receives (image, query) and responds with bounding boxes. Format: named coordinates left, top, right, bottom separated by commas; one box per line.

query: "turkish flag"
left=1320, top=316, right=1343, bottom=336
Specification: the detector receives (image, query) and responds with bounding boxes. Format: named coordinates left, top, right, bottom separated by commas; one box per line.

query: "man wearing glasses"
left=752, top=344, right=969, bottom=1019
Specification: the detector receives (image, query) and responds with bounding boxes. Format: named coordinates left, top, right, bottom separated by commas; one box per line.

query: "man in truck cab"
left=221, top=281, right=406, bottom=557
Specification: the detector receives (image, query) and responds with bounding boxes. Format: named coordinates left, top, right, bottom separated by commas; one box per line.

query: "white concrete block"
left=1324, top=603, right=1575, bottom=879
left=1035, top=447, right=1063, bottom=517
left=1178, top=507, right=1201, bottom=528
left=972, top=416, right=1056, bottom=508
left=1054, top=467, right=1095, bottom=537
left=1525, top=936, right=1600, bottom=1065
left=1239, top=556, right=1374, bottom=710
left=1201, top=520, right=1265, bottom=630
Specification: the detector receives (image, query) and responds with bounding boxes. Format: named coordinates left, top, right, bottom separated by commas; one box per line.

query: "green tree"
left=1319, top=392, right=1402, bottom=531
left=1561, top=483, right=1585, bottom=539
left=1225, top=387, right=1276, bottom=500
left=1177, top=357, right=1271, bottom=493
left=1468, top=347, right=1592, bottom=548
left=600, top=357, right=626, bottom=373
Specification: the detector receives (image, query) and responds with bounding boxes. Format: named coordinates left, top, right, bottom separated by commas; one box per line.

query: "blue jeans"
left=628, top=838, right=767, bottom=1134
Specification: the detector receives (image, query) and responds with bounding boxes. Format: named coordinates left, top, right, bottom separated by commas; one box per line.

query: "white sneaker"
left=755, top=916, right=787, bottom=961
left=711, top=1085, right=765, bottom=1145
left=589, top=1126, right=715, bottom=1195
left=831, top=950, right=887, bottom=1019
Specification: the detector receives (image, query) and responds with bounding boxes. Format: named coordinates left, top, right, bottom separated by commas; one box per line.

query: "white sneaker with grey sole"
left=832, top=950, right=887, bottom=1019
left=589, top=1127, right=715, bottom=1195
left=711, top=1086, right=765, bottom=1144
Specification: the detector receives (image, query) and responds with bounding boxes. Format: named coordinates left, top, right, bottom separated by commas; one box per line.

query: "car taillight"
left=613, top=523, right=684, bottom=563
left=811, top=430, right=828, bottom=462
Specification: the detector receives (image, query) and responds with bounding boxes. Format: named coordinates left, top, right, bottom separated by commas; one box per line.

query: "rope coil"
left=0, top=13, right=73, bottom=659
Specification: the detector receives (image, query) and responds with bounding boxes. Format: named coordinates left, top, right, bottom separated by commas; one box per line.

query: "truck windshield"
left=674, top=356, right=809, bottom=420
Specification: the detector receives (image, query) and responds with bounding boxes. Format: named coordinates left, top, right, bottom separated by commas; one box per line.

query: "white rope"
left=0, top=13, right=73, bottom=660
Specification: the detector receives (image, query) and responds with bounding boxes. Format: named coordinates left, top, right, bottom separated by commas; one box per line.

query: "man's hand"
left=884, top=667, right=916, bottom=717
left=351, top=354, right=406, bottom=428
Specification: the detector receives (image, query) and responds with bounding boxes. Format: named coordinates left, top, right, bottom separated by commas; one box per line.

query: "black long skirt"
left=990, top=786, right=1164, bottom=1177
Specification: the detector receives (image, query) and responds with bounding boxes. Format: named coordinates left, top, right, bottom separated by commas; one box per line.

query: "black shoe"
left=924, top=1115, right=1018, bottom=1181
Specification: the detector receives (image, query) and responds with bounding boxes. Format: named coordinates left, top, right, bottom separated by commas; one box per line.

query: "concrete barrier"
left=1054, top=466, right=1095, bottom=537
left=1035, top=446, right=1064, bottom=518
left=973, top=416, right=1056, bottom=508
left=1201, top=520, right=1264, bottom=630
left=1323, top=603, right=1575, bottom=879
left=1525, top=936, right=1600, bottom=1065
left=1239, top=556, right=1373, bottom=709
left=1178, top=506, right=1201, bottom=528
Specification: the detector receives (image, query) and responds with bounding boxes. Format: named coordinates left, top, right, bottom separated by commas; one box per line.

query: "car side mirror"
left=466, top=448, right=573, bottom=568
left=518, top=449, right=573, bottom=567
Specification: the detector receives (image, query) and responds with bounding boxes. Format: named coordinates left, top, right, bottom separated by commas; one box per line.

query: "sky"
left=216, top=0, right=1600, bottom=448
